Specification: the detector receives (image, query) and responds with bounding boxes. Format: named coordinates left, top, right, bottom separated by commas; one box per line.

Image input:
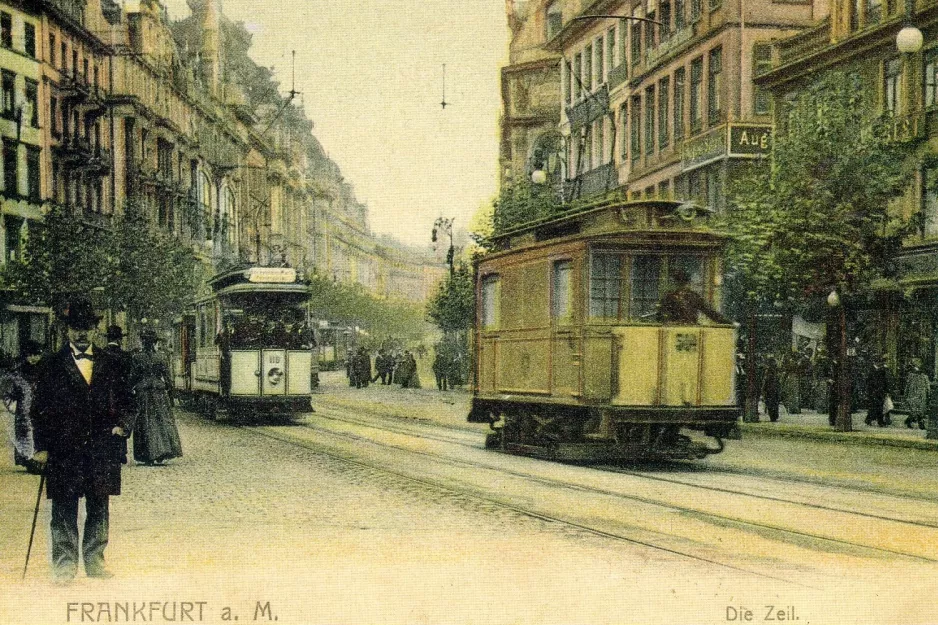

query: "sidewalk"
left=315, top=372, right=938, bottom=451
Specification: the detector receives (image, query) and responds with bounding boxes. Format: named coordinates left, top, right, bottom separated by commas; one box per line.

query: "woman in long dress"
left=132, top=329, right=182, bottom=465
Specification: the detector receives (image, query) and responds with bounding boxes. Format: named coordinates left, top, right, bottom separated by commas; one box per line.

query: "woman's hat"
left=59, top=297, right=101, bottom=330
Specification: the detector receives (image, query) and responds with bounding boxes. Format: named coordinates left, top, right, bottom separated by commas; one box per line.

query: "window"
left=25, top=79, right=37, bottom=127
left=646, top=6, right=657, bottom=50
left=3, top=139, right=17, bottom=196
left=606, top=28, right=615, bottom=72
left=620, top=103, right=628, bottom=158
left=675, top=0, right=686, bottom=29
left=564, top=60, right=572, bottom=105
left=709, top=0, right=722, bottom=11
left=630, top=95, right=641, bottom=161
left=659, top=179, right=672, bottom=199
left=926, top=49, right=938, bottom=108
left=674, top=67, right=686, bottom=140
left=595, top=36, right=604, bottom=85
left=481, top=275, right=500, bottom=329
left=49, top=34, right=55, bottom=66
left=885, top=57, right=901, bottom=114
left=61, top=43, right=67, bottom=71
left=690, top=57, right=703, bottom=132
left=5, top=215, right=22, bottom=261
left=671, top=255, right=705, bottom=293
left=546, top=1, right=562, bottom=40
left=583, top=124, right=592, bottom=169
left=552, top=260, right=573, bottom=321
left=595, top=119, right=604, bottom=167
left=867, top=0, right=883, bottom=24
left=1, top=71, right=14, bottom=119
left=660, top=0, right=672, bottom=39
left=0, top=13, right=10, bottom=49
left=573, top=53, right=582, bottom=100
left=708, top=47, right=723, bottom=124
left=24, top=23, right=35, bottom=58
left=691, top=0, right=701, bottom=20
left=631, top=13, right=642, bottom=65
left=630, top=256, right=661, bottom=320
left=645, top=85, right=655, bottom=155
left=50, top=97, right=58, bottom=136
left=659, top=77, right=670, bottom=148
left=583, top=43, right=593, bottom=92
left=590, top=253, right=622, bottom=318
left=753, top=44, right=773, bottom=115
left=618, top=22, right=627, bottom=67
left=26, top=146, right=39, bottom=202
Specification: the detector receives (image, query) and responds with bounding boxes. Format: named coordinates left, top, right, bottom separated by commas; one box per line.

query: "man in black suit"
left=31, top=298, right=134, bottom=583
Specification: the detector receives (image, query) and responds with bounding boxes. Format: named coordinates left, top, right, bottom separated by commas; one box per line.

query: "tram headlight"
left=268, top=367, right=284, bottom=385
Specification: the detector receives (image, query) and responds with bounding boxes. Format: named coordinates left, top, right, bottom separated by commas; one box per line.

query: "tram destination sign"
left=245, top=267, right=298, bottom=283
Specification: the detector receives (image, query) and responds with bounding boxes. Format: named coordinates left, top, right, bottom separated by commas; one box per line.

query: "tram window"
left=480, top=275, right=500, bottom=329
left=589, top=253, right=623, bottom=319
left=669, top=255, right=705, bottom=293
left=551, top=260, right=573, bottom=322
left=630, top=255, right=662, bottom=320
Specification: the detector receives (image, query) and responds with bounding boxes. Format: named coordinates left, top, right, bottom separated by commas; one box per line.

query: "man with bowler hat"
left=30, top=297, right=134, bottom=582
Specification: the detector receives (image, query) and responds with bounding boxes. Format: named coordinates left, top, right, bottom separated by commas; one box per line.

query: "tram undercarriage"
left=471, top=400, right=735, bottom=462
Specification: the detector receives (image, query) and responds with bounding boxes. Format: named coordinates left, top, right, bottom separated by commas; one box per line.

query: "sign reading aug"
left=728, top=124, right=772, bottom=157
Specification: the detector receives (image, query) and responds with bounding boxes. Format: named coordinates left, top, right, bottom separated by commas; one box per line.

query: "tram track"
left=306, top=401, right=938, bottom=531
left=244, top=423, right=814, bottom=589
left=242, top=403, right=938, bottom=578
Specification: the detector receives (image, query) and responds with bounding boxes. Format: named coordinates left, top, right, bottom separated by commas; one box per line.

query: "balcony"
left=566, top=84, right=609, bottom=132
left=58, top=75, right=91, bottom=102
left=567, top=163, right=617, bottom=200
left=53, top=136, right=94, bottom=165
left=34, top=0, right=84, bottom=29
left=84, top=147, right=112, bottom=177
left=644, top=25, right=695, bottom=70
left=776, top=20, right=832, bottom=67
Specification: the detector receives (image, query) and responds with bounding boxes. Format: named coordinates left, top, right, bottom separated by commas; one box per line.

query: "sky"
left=160, top=0, right=509, bottom=246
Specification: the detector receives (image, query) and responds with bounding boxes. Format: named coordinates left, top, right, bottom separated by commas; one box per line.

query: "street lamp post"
left=432, top=217, right=455, bottom=278
left=827, top=288, right=852, bottom=432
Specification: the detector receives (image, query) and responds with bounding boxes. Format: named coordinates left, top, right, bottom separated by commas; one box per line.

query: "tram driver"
left=658, top=268, right=730, bottom=325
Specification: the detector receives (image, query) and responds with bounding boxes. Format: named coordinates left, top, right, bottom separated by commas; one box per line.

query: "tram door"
left=175, top=315, right=196, bottom=392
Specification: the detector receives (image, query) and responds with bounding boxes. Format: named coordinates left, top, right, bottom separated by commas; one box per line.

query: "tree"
left=426, top=263, right=474, bottom=335
left=724, top=71, right=917, bottom=430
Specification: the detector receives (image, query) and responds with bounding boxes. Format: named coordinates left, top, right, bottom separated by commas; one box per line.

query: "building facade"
left=541, top=0, right=816, bottom=207
left=757, top=0, right=938, bottom=378
left=0, top=0, right=444, bottom=359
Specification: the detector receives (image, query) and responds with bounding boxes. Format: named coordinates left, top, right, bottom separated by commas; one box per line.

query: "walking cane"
left=22, top=470, right=45, bottom=580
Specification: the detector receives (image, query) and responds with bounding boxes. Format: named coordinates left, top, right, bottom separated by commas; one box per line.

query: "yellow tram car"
left=173, top=266, right=316, bottom=420
left=468, top=199, right=739, bottom=461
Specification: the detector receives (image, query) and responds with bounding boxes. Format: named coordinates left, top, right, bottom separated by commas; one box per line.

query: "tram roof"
left=485, top=199, right=726, bottom=254
left=192, top=265, right=310, bottom=304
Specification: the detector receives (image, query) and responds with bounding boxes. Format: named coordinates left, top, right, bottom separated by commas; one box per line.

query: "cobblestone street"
left=0, top=406, right=772, bottom=625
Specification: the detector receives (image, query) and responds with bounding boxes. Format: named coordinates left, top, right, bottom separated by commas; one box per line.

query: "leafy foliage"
left=490, top=181, right=562, bottom=236
left=0, top=203, right=202, bottom=323
left=723, top=71, right=917, bottom=307
left=426, top=263, right=474, bottom=334
left=307, top=274, right=428, bottom=347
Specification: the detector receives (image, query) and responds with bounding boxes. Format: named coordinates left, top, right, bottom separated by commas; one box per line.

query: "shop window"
left=4, top=215, right=22, bottom=261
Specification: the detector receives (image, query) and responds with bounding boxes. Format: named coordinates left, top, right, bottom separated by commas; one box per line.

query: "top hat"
left=140, top=328, right=159, bottom=343
left=59, top=297, right=101, bottom=330
left=106, top=325, right=124, bottom=341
